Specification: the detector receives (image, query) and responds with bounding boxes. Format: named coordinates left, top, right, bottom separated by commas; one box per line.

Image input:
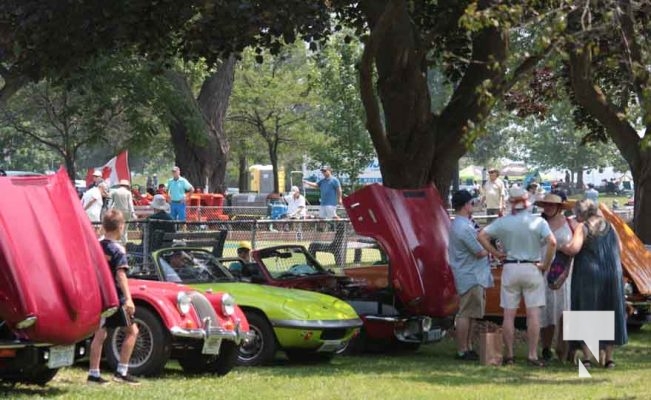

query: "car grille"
left=189, top=291, right=218, bottom=326
left=320, top=328, right=348, bottom=340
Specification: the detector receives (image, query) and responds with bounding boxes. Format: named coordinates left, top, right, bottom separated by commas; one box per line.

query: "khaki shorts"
left=500, top=263, right=545, bottom=309
left=457, top=285, right=485, bottom=319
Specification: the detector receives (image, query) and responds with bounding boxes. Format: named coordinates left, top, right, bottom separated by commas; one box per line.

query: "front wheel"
left=20, top=365, right=58, bottom=386
left=237, top=312, right=276, bottom=366
left=105, top=307, right=171, bottom=376
left=178, top=340, right=238, bottom=376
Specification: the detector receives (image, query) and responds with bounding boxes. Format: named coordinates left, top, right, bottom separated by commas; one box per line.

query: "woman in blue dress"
left=563, top=199, right=627, bottom=369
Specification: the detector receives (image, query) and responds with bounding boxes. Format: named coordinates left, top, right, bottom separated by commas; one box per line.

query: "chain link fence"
left=99, top=204, right=634, bottom=269
left=98, top=213, right=384, bottom=270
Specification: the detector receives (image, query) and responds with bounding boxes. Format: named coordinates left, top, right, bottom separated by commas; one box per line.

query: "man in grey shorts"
left=478, top=186, right=556, bottom=367
left=448, top=190, right=493, bottom=361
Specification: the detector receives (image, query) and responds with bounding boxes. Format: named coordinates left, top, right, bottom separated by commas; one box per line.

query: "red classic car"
left=0, top=170, right=119, bottom=385
left=104, top=279, right=250, bottom=376
left=247, top=184, right=459, bottom=351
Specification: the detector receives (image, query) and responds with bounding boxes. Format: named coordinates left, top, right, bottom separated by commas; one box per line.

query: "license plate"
left=317, top=340, right=343, bottom=353
left=425, top=328, right=443, bottom=342
left=202, top=336, right=222, bottom=355
left=47, top=345, right=75, bottom=369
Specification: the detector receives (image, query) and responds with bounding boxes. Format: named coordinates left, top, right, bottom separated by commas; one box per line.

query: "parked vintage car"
left=128, top=247, right=362, bottom=365
left=482, top=203, right=651, bottom=330
left=246, top=184, right=459, bottom=351
left=104, top=278, right=251, bottom=376
left=0, top=170, right=119, bottom=385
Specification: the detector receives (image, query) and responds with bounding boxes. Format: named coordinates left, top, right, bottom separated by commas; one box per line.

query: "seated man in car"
left=160, top=250, right=194, bottom=282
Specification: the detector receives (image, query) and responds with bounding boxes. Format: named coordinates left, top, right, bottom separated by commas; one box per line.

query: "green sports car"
left=130, top=247, right=362, bottom=365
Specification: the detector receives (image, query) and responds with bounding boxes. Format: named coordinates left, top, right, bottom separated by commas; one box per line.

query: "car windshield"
left=257, top=246, right=325, bottom=279
left=157, top=249, right=234, bottom=284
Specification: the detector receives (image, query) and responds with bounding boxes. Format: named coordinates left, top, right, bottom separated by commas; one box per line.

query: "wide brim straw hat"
left=534, top=193, right=572, bottom=210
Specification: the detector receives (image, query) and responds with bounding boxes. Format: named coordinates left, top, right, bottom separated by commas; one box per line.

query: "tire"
left=394, top=341, right=421, bottom=352
left=21, top=365, right=58, bottom=386
left=237, top=312, right=276, bottom=366
left=285, top=349, right=334, bottom=364
left=177, top=341, right=238, bottom=376
left=335, top=330, right=365, bottom=355
left=105, top=307, right=171, bottom=376
left=209, top=341, right=239, bottom=376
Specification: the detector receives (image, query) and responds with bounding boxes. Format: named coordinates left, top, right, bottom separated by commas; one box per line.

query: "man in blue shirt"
left=167, top=166, right=194, bottom=221
left=303, top=166, right=342, bottom=219
left=449, top=190, right=492, bottom=361
left=584, top=183, right=599, bottom=203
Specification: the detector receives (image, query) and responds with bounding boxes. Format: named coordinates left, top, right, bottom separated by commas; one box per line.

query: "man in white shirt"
left=82, top=182, right=108, bottom=223
left=285, top=186, right=307, bottom=219
left=483, top=168, right=507, bottom=216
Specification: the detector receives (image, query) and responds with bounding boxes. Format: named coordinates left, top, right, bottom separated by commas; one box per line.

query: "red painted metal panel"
left=0, top=169, right=118, bottom=344
left=343, top=184, right=459, bottom=317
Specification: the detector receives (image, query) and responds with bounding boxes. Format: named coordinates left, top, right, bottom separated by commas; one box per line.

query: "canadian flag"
left=85, top=151, right=131, bottom=188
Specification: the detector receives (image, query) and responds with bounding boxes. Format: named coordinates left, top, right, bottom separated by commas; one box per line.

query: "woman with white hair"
left=562, top=199, right=627, bottom=369
left=286, top=186, right=307, bottom=219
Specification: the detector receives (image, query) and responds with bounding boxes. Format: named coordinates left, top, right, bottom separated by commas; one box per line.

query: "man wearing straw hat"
left=110, top=179, right=137, bottom=243
left=482, top=168, right=507, bottom=216
left=478, top=186, right=557, bottom=367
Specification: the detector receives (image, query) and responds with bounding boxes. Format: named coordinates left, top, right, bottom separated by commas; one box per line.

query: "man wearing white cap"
left=286, top=186, right=307, bottom=219
left=90, top=169, right=104, bottom=189
left=82, top=181, right=108, bottom=223
left=478, top=185, right=556, bottom=367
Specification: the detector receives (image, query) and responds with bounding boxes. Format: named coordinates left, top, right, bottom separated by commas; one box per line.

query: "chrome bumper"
left=170, top=318, right=252, bottom=345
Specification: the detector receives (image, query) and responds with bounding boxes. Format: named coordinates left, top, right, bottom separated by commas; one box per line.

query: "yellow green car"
left=130, top=247, right=362, bottom=365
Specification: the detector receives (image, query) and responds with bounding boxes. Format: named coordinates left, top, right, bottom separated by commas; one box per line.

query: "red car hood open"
left=343, top=184, right=459, bottom=317
left=0, top=169, right=119, bottom=344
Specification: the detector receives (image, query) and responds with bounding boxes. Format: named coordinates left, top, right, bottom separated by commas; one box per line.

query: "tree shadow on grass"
left=0, top=384, right=66, bottom=398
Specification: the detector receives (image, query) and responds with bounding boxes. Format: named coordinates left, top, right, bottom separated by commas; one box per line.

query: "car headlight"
left=177, top=291, right=192, bottom=315
left=421, top=317, right=432, bottom=332
left=221, top=293, right=236, bottom=316
left=624, top=282, right=634, bottom=298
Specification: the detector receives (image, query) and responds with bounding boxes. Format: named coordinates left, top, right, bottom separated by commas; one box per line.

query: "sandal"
left=502, top=357, right=515, bottom=366
left=527, top=358, right=545, bottom=367
left=604, top=360, right=615, bottom=369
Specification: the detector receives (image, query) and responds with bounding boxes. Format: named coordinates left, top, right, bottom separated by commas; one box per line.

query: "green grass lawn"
left=5, top=326, right=650, bottom=400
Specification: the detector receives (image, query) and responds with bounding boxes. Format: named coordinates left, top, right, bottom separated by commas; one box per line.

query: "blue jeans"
left=170, top=202, right=186, bottom=221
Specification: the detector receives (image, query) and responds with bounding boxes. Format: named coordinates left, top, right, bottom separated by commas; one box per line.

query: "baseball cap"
left=237, top=241, right=252, bottom=251
left=451, top=190, right=474, bottom=209
left=92, top=170, right=102, bottom=177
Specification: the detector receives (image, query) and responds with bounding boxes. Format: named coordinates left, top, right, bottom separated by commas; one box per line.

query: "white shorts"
left=319, top=205, right=338, bottom=219
left=500, top=263, right=546, bottom=309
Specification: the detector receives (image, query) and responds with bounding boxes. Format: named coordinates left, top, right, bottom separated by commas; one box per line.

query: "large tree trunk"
left=168, top=56, right=236, bottom=194
left=238, top=151, right=249, bottom=192
left=0, top=69, right=28, bottom=108
left=566, top=20, right=651, bottom=242
left=358, top=0, right=533, bottom=204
